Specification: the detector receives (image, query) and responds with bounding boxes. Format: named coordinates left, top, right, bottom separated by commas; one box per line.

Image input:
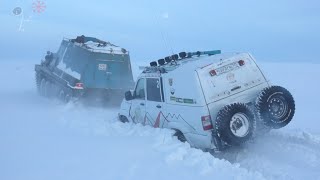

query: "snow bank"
left=0, top=60, right=320, bottom=180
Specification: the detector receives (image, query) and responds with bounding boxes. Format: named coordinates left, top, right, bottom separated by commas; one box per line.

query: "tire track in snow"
left=213, top=130, right=320, bottom=179
left=57, top=104, right=320, bottom=180
left=56, top=104, right=266, bottom=179
left=3, top=60, right=320, bottom=179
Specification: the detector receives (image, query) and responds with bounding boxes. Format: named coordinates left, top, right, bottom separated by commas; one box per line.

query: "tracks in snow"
left=58, top=103, right=320, bottom=180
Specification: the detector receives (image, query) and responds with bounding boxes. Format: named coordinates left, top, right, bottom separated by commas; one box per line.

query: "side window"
left=146, top=78, right=162, bottom=102
left=134, top=78, right=145, bottom=100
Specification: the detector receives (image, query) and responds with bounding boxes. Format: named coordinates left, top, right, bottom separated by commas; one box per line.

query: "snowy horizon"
left=1, top=1, right=320, bottom=180
left=0, top=0, right=320, bottom=63
left=1, top=59, right=320, bottom=179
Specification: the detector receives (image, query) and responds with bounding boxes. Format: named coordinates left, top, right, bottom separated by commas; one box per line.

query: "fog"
left=1, top=1, right=320, bottom=179
left=1, top=0, right=320, bottom=62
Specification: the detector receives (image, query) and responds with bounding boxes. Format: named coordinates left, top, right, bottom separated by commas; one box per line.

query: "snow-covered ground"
left=0, top=59, right=320, bottom=180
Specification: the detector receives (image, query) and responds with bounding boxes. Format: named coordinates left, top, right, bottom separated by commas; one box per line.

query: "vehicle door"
left=145, top=77, right=166, bottom=128
left=129, top=78, right=146, bottom=124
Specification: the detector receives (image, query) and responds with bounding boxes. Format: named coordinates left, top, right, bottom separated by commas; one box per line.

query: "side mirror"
left=125, top=91, right=133, bottom=101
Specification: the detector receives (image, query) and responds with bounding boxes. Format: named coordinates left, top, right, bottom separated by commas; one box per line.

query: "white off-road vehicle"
left=118, top=50, right=295, bottom=151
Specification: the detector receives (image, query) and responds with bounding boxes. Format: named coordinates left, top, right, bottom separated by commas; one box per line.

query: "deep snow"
left=0, top=59, right=320, bottom=180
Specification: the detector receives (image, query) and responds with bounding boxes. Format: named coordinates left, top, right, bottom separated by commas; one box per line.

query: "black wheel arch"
left=172, top=129, right=187, bottom=143
left=119, top=115, right=129, bottom=123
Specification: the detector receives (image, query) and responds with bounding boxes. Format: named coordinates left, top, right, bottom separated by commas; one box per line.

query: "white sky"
left=0, top=0, right=319, bottom=63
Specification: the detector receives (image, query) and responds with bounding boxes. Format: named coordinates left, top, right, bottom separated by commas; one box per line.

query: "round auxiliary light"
left=165, top=56, right=171, bottom=63
left=158, top=59, right=165, bottom=66
left=150, top=61, right=158, bottom=67
left=171, top=54, right=179, bottom=60
left=179, top=52, right=187, bottom=59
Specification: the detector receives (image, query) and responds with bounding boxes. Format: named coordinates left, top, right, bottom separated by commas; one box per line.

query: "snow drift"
left=0, top=59, right=320, bottom=180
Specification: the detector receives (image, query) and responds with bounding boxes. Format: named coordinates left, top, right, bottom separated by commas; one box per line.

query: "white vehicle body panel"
left=119, top=52, right=270, bottom=150
left=196, top=53, right=267, bottom=104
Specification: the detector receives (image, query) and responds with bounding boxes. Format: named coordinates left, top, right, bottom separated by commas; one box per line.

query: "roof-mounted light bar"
left=149, top=50, right=222, bottom=67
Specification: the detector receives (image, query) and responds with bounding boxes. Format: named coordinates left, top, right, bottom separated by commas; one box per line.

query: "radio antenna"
left=150, top=5, right=175, bottom=55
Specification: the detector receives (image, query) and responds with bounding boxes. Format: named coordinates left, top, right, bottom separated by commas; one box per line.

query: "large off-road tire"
left=44, top=81, right=53, bottom=98
left=64, top=93, right=71, bottom=103
left=215, top=103, right=256, bottom=146
left=58, top=90, right=65, bottom=102
left=59, top=89, right=72, bottom=103
left=35, top=72, right=41, bottom=93
left=51, top=83, right=59, bottom=98
left=39, top=78, right=46, bottom=96
left=256, top=86, right=295, bottom=129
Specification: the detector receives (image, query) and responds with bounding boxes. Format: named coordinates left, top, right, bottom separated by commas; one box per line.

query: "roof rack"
left=148, top=50, right=221, bottom=68
left=63, top=37, right=128, bottom=55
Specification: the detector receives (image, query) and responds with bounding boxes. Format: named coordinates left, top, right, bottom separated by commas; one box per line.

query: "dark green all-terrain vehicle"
left=35, top=35, right=134, bottom=105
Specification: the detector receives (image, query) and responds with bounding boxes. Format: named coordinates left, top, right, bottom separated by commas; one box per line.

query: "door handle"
left=140, top=103, right=145, bottom=106
left=156, top=105, right=161, bottom=108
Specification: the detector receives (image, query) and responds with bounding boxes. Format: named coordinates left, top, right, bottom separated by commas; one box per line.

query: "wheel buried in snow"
left=64, top=93, right=71, bottom=103
left=215, top=103, right=255, bottom=146
left=44, top=81, right=52, bottom=97
left=58, top=90, right=64, bottom=100
left=39, top=78, right=46, bottom=96
left=256, top=86, right=295, bottom=129
left=58, top=90, right=70, bottom=103
left=35, top=72, right=41, bottom=93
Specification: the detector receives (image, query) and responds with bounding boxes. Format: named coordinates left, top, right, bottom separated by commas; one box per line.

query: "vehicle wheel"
left=44, top=81, right=52, bottom=97
left=51, top=83, right=59, bottom=98
left=58, top=90, right=65, bottom=101
left=39, top=78, right=46, bottom=96
left=215, top=103, right=255, bottom=146
left=64, top=93, right=71, bottom=103
left=35, top=72, right=41, bottom=93
left=173, top=130, right=187, bottom=143
left=256, top=86, right=295, bottom=129
left=119, top=115, right=129, bottom=123
left=59, top=90, right=71, bottom=103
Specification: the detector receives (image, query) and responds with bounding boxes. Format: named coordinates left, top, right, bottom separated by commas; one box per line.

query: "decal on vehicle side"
left=170, top=96, right=196, bottom=104
left=170, top=88, right=175, bottom=95
left=129, top=111, right=195, bottom=130
left=98, top=64, right=107, bottom=71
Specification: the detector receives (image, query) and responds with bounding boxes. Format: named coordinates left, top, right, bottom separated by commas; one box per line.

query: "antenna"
left=150, top=4, right=175, bottom=55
